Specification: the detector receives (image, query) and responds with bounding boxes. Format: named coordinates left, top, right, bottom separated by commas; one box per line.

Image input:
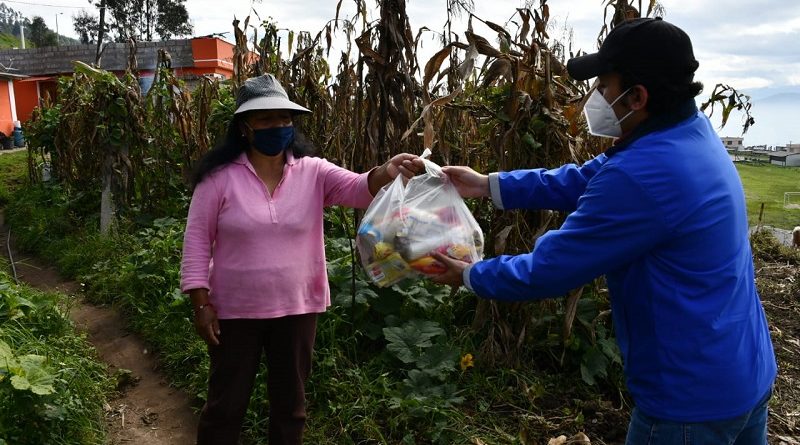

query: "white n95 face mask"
left=583, top=88, right=634, bottom=138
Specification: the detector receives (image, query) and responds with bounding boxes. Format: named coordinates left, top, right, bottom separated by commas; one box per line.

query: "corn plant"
left=16, top=6, right=762, bottom=442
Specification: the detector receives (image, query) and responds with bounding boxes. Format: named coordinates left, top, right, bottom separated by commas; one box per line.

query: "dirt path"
left=1, top=222, right=198, bottom=444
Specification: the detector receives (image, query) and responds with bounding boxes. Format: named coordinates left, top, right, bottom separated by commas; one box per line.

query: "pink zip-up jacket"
left=180, top=151, right=373, bottom=319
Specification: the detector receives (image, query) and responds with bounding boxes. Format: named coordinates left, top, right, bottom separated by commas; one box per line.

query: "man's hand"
left=441, top=166, right=490, bottom=198
left=430, top=252, right=469, bottom=287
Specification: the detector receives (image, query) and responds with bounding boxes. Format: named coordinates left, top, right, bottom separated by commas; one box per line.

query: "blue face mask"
left=248, top=126, right=295, bottom=156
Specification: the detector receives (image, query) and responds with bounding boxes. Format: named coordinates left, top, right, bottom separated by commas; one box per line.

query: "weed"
left=0, top=273, right=112, bottom=444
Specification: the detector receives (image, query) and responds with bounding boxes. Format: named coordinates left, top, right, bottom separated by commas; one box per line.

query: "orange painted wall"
left=177, top=67, right=233, bottom=78
left=13, top=80, right=39, bottom=126
left=0, top=81, right=13, bottom=136
left=191, top=38, right=235, bottom=76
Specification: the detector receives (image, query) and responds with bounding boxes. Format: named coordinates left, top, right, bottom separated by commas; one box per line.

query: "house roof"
left=769, top=151, right=800, bottom=158
left=0, top=40, right=196, bottom=76
left=17, top=76, right=54, bottom=82
left=0, top=71, right=28, bottom=80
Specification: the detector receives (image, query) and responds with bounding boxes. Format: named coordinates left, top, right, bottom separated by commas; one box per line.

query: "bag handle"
left=420, top=148, right=444, bottom=178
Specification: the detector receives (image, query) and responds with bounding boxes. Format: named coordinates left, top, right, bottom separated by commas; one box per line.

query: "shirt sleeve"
left=180, top=175, right=221, bottom=293
left=491, top=154, right=607, bottom=211
left=468, top=165, right=669, bottom=300
left=320, top=158, right=374, bottom=209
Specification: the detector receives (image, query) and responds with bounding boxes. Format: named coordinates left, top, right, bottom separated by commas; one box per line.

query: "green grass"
left=0, top=271, right=113, bottom=444
left=0, top=150, right=28, bottom=207
left=735, top=162, right=800, bottom=230
left=0, top=32, right=21, bottom=49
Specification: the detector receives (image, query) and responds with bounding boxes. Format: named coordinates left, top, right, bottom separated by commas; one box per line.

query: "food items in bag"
left=406, top=243, right=475, bottom=276
left=373, top=242, right=395, bottom=260
left=366, top=252, right=413, bottom=288
left=356, top=149, right=484, bottom=287
left=359, top=206, right=480, bottom=282
left=408, top=256, right=446, bottom=275
left=393, top=208, right=461, bottom=259
left=438, top=243, right=472, bottom=261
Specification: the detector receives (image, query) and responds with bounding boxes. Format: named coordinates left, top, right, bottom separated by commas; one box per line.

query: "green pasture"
left=734, top=162, right=800, bottom=230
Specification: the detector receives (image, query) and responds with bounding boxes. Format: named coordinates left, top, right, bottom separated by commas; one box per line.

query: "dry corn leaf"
left=424, top=45, right=452, bottom=88
left=401, top=87, right=462, bottom=141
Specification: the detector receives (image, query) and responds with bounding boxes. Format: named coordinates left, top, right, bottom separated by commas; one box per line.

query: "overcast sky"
left=9, top=0, right=800, bottom=146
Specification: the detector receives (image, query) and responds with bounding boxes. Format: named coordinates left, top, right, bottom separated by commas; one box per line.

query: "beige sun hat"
left=233, top=74, right=311, bottom=115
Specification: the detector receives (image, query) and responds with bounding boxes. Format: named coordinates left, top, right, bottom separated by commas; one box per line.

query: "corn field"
left=17, top=0, right=764, bottom=443
left=25, top=0, right=741, bottom=371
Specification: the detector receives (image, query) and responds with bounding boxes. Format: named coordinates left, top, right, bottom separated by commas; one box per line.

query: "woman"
left=181, top=74, right=420, bottom=444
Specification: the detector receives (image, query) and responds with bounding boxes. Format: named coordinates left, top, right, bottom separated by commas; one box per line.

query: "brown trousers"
left=196, top=313, right=318, bottom=445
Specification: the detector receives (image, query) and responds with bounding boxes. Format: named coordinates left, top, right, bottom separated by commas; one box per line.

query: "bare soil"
left=753, top=242, right=800, bottom=444
left=2, top=231, right=198, bottom=444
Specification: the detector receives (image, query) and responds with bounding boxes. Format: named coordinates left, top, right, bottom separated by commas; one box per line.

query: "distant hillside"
left=0, top=2, right=80, bottom=48
left=0, top=30, right=79, bottom=49
left=756, top=92, right=800, bottom=106
left=0, top=31, right=19, bottom=48
left=58, top=35, right=80, bottom=45
left=0, top=2, right=26, bottom=39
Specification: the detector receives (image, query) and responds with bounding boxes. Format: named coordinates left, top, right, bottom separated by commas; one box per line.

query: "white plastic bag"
left=356, top=149, right=484, bottom=287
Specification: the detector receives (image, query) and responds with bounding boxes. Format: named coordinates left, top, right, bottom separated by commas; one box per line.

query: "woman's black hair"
left=190, top=113, right=317, bottom=189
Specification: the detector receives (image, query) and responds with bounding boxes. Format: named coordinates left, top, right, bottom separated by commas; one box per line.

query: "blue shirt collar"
left=606, top=100, right=699, bottom=157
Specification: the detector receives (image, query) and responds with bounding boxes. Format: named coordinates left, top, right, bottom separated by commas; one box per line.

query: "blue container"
left=12, top=127, right=24, bottom=147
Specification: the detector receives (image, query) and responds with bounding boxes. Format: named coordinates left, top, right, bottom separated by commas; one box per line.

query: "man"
left=432, top=17, right=776, bottom=444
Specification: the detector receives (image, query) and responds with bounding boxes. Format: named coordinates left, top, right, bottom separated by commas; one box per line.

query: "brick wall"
left=0, top=40, right=195, bottom=76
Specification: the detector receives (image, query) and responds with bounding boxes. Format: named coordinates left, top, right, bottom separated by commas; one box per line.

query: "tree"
left=105, top=0, right=192, bottom=42
left=155, top=0, right=191, bottom=40
left=28, top=16, right=57, bottom=47
left=73, top=10, right=100, bottom=44
left=0, top=3, right=28, bottom=38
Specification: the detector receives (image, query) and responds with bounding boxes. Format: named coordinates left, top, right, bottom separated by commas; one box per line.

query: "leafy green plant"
left=0, top=151, right=28, bottom=206
left=571, top=296, right=622, bottom=386
left=383, top=319, right=462, bottom=441
left=0, top=283, right=37, bottom=323
left=23, top=104, right=61, bottom=184
left=0, top=340, right=56, bottom=396
left=0, top=273, right=112, bottom=444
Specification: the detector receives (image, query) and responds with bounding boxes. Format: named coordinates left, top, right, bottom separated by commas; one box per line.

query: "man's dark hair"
left=620, top=71, right=703, bottom=116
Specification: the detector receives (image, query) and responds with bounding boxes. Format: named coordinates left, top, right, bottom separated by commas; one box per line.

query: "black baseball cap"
left=567, top=17, right=699, bottom=84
